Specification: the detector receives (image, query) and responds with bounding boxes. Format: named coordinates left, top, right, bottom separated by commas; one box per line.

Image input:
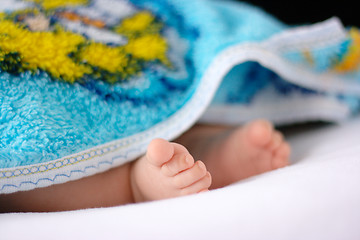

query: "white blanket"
left=1, top=118, right=360, bottom=240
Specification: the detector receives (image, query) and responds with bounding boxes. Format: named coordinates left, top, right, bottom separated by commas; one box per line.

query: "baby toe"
left=146, top=138, right=174, bottom=167
left=173, top=161, right=208, bottom=189
left=247, top=119, right=274, bottom=147
left=161, top=152, right=194, bottom=177
left=267, top=131, right=284, bottom=151
left=272, top=142, right=291, bottom=169
left=277, top=142, right=291, bottom=159
left=180, top=171, right=212, bottom=196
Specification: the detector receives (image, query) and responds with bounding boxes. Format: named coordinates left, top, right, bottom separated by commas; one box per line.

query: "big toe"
left=246, top=119, right=274, bottom=147
left=146, top=138, right=175, bottom=167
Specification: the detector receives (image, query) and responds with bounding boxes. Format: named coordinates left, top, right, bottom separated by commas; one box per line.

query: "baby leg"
left=0, top=138, right=211, bottom=212
left=0, top=119, right=288, bottom=212
left=0, top=163, right=134, bottom=212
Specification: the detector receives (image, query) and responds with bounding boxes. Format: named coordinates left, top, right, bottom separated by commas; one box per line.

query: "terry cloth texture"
left=1, top=0, right=360, bottom=193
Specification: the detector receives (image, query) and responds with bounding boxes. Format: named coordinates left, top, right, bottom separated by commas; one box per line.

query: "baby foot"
left=204, top=120, right=291, bottom=189
left=130, top=139, right=212, bottom=202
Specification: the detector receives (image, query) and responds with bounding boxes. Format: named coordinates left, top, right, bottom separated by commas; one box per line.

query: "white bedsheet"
left=1, top=118, right=360, bottom=240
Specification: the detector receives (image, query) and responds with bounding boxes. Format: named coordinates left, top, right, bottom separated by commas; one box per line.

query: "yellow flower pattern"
left=125, top=34, right=170, bottom=65
left=0, top=1, right=170, bottom=84
left=26, top=0, right=89, bottom=10
left=0, top=20, right=91, bottom=82
left=334, top=28, right=360, bottom=73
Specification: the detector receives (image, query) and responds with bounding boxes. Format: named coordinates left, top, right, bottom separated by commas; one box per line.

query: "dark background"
left=239, top=0, right=358, bottom=27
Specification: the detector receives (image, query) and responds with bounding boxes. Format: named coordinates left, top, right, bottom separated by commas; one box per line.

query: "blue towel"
left=1, top=0, right=359, bottom=193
